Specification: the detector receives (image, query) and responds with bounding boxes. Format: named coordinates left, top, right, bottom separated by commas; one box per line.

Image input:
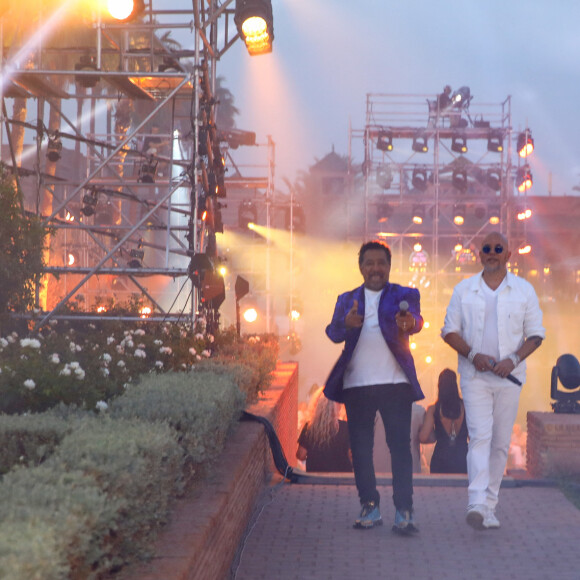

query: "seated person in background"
left=374, top=402, right=426, bottom=474
left=419, top=369, right=468, bottom=474
left=437, top=85, right=452, bottom=113
left=297, top=386, right=352, bottom=473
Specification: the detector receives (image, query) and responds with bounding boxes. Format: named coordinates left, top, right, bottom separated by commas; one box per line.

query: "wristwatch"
left=508, top=353, right=521, bottom=367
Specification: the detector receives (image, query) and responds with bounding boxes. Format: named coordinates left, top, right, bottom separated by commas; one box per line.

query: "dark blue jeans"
left=343, top=383, right=414, bottom=512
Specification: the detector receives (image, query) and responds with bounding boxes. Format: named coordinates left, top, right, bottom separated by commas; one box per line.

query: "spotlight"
left=376, top=164, right=393, bottom=189
left=412, top=205, right=425, bottom=225
left=138, top=159, right=158, bottom=184
left=234, top=0, right=274, bottom=56
left=518, top=244, right=532, bottom=255
left=243, top=307, right=258, bottom=323
left=451, top=135, right=467, bottom=153
left=285, top=203, right=306, bottom=232
left=376, top=203, right=394, bottom=223
left=517, top=207, right=532, bottom=220
left=551, top=354, right=580, bottom=413
left=81, top=191, right=98, bottom=217
left=488, top=205, right=501, bottom=225
left=517, top=130, right=534, bottom=158
left=46, top=134, right=62, bottom=162
left=451, top=86, right=471, bottom=108
left=412, top=168, right=428, bottom=190
left=128, top=248, right=144, bottom=269
left=106, top=0, right=145, bottom=22
left=453, top=204, right=466, bottom=226
left=66, top=251, right=80, bottom=267
left=452, top=169, right=468, bottom=192
left=516, top=165, right=533, bottom=193
left=487, top=168, right=501, bottom=191
left=74, top=55, right=100, bottom=88
left=158, top=57, right=183, bottom=73
left=412, top=134, right=428, bottom=153
left=487, top=132, right=503, bottom=153
left=376, top=130, right=393, bottom=152
left=238, top=199, right=258, bottom=230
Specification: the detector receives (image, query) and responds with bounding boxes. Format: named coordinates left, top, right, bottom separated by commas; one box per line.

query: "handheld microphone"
left=488, top=359, right=522, bottom=386
left=398, top=300, right=409, bottom=316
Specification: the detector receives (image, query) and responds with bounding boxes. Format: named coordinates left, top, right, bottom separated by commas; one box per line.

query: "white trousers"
left=461, top=376, right=522, bottom=510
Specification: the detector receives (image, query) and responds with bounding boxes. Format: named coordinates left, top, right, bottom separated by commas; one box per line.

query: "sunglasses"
left=482, top=244, right=504, bottom=254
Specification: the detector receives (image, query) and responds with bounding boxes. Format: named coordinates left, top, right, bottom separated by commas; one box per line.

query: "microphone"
left=488, top=359, right=522, bottom=386
left=399, top=300, right=409, bottom=316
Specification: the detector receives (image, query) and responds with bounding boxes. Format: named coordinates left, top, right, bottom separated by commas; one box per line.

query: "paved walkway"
left=230, top=475, right=580, bottom=580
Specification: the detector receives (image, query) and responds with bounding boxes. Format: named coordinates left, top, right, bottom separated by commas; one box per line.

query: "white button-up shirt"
left=441, top=271, right=546, bottom=383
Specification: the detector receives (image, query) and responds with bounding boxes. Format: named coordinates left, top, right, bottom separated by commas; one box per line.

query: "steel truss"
left=0, top=1, right=272, bottom=330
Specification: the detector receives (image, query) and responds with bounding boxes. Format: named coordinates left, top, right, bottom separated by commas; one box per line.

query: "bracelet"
left=508, top=353, right=521, bottom=367
left=467, top=349, right=476, bottom=364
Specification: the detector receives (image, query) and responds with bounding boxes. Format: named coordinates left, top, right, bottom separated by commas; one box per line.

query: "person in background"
left=437, top=85, right=452, bottom=112
left=419, top=369, right=468, bottom=474
left=324, top=240, right=424, bottom=535
left=296, top=386, right=352, bottom=473
left=441, top=231, right=545, bottom=530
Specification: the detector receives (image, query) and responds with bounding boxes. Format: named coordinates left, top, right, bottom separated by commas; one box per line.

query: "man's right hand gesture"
left=345, top=299, right=363, bottom=329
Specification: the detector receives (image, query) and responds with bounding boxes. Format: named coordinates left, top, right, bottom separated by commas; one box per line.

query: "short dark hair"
left=358, top=240, right=392, bottom=266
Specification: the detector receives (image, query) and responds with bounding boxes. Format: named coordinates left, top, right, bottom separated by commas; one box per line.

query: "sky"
left=170, top=0, right=580, bottom=196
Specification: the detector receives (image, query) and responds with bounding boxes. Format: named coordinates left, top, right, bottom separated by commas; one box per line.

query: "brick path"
left=230, top=477, right=580, bottom=580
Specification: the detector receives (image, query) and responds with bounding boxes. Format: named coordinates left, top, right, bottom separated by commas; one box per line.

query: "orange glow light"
left=243, top=307, right=258, bottom=323
left=96, top=305, right=107, bottom=313
left=140, top=306, right=152, bottom=318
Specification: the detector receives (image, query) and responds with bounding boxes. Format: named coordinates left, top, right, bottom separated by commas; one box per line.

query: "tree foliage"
left=0, top=164, right=52, bottom=319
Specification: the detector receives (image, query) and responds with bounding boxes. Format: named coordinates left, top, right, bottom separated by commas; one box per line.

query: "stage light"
left=377, top=203, right=394, bottom=223
left=412, top=205, right=425, bottom=225
left=517, top=165, right=533, bottom=193
left=517, top=130, right=534, bottom=158
left=66, top=251, right=80, bottom=267
left=74, top=55, right=100, bottom=88
left=487, top=132, right=503, bottom=153
left=128, top=248, right=144, bottom=268
left=243, top=307, right=258, bottom=323
left=138, top=159, right=158, bottom=184
left=551, top=354, right=580, bottom=414
left=376, top=164, right=393, bottom=189
left=412, top=135, right=428, bottom=153
left=106, top=0, right=145, bottom=22
left=238, top=199, right=258, bottom=230
left=285, top=203, right=306, bottom=232
left=377, top=130, right=393, bottom=152
left=453, top=204, right=466, bottom=226
left=487, top=168, right=501, bottom=191
left=518, top=244, right=532, bottom=255
left=158, top=57, right=183, bottom=73
left=451, top=86, right=471, bottom=108
left=489, top=205, right=501, bottom=225
left=451, top=135, right=467, bottom=153
left=46, top=134, right=62, bottom=162
left=452, top=169, right=468, bottom=192
left=412, top=168, right=428, bottom=190
left=235, top=0, right=274, bottom=56
left=517, top=207, right=532, bottom=220
left=140, top=306, right=152, bottom=318
left=81, top=191, right=98, bottom=217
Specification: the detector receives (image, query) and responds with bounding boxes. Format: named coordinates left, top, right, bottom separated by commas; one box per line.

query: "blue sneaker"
left=392, top=509, right=419, bottom=535
left=354, top=501, right=382, bottom=529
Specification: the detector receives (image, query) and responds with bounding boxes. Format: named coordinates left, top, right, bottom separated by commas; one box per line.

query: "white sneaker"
left=483, top=508, right=500, bottom=529
left=466, top=504, right=486, bottom=530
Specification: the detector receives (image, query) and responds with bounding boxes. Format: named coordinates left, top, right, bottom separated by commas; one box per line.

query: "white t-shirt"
left=479, top=276, right=507, bottom=385
left=343, top=288, right=407, bottom=389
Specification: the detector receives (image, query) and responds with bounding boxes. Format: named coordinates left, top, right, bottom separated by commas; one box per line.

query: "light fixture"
left=377, top=130, right=393, bottom=152
left=74, top=55, right=100, bottom=88
left=550, top=354, right=580, bottom=414
left=81, top=191, right=98, bottom=217
left=376, top=164, right=393, bottom=189
left=106, top=0, right=145, bottom=22
left=518, top=244, right=532, bottom=255
left=376, top=203, right=394, bottom=223
left=452, top=169, right=468, bottom=192
left=412, top=134, right=428, bottom=153
left=158, top=57, right=183, bottom=73
left=138, top=159, right=158, bottom=184
left=66, top=251, right=80, bottom=267
left=451, top=86, right=471, bottom=108
left=517, top=130, right=534, bottom=158
left=451, top=135, right=467, bottom=153
left=412, top=168, right=428, bottom=190
left=487, top=132, right=503, bottom=153
left=412, top=205, right=425, bottom=225
left=453, top=204, right=466, bottom=226
left=517, top=207, right=532, bottom=220
left=238, top=199, right=258, bottom=230
left=46, top=134, right=62, bottom=162
left=487, top=168, right=501, bottom=191
left=285, top=203, right=306, bottom=232
left=516, top=165, right=533, bottom=193
left=234, top=0, right=274, bottom=56
left=128, top=248, right=144, bottom=269
left=488, top=205, right=501, bottom=225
